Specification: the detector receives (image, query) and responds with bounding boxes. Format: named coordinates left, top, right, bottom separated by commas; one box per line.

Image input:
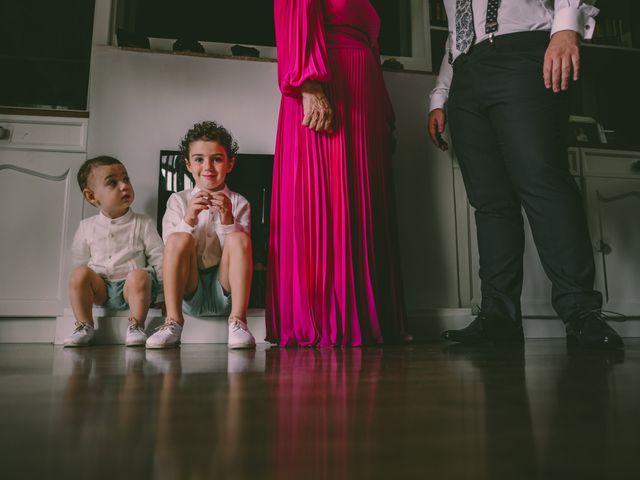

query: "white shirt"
left=162, top=185, right=251, bottom=270
left=429, top=0, right=600, bottom=111
left=71, top=209, right=164, bottom=297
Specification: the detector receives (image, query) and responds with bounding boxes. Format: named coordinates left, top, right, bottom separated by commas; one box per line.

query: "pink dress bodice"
left=275, top=0, right=382, bottom=96
left=322, top=0, right=380, bottom=49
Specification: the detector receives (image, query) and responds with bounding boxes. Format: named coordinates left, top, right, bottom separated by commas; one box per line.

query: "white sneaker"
left=126, top=319, right=148, bottom=347
left=228, top=318, right=256, bottom=349
left=146, top=319, right=182, bottom=349
left=64, top=322, right=95, bottom=347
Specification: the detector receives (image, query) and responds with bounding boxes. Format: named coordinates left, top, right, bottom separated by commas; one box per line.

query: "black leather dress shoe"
left=442, top=313, right=524, bottom=345
left=565, top=310, right=624, bottom=350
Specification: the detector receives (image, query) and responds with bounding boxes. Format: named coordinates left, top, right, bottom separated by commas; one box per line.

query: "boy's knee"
left=69, top=266, right=94, bottom=287
left=226, top=232, right=251, bottom=251
left=126, top=269, right=149, bottom=288
left=165, top=232, right=195, bottom=255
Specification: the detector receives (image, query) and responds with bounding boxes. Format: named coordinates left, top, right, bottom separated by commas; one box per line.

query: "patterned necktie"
left=455, top=0, right=475, bottom=53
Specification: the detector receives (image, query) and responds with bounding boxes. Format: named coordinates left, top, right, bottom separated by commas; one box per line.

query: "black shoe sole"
left=566, top=334, right=624, bottom=351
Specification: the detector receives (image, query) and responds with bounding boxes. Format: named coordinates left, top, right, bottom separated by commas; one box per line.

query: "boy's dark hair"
left=77, top=156, right=123, bottom=191
left=179, top=121, right=239, bottom=160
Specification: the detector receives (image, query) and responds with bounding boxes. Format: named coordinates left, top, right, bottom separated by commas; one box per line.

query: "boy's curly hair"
left=179, top=121, right=239, bottom=160
left=77, top=155, right=123, bottom=191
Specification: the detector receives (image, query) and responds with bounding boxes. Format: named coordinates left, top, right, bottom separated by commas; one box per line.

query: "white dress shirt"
left=71, top=209, right=164, bottom=298
left=162, top=185, right=251, bottom=270
left=429, top=0, right=600, bottom=111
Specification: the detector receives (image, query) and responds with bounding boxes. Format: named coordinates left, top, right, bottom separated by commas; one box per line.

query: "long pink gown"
left=266, top=0, right=408, bottom=347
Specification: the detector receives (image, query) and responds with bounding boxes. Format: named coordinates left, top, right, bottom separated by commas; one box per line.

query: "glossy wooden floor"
left=0, top=341, right=638, bottom=480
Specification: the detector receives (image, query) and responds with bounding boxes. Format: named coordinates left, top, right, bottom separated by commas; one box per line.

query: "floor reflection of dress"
left=266, top=348, right=383, bottom=480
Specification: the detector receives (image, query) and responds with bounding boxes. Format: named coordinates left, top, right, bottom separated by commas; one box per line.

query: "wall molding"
left=0, top=165, right=69, bottom=181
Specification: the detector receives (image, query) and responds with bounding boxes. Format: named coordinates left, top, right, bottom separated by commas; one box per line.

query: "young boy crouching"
left=65, top=156, right=164, bottom=347
left=146, top=121, right=255, bottom=349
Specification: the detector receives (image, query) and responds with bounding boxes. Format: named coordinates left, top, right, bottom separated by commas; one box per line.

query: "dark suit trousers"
left=448, top=31, right=602, bottom=323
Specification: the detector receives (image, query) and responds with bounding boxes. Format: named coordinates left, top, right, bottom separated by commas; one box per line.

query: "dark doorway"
left=158, top=150, right=273, bottom=308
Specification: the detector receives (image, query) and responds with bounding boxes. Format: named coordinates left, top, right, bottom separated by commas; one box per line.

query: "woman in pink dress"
left=266, top=0, right=408, bottom=347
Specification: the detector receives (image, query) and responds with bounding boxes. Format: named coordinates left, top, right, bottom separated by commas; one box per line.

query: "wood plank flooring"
left=0, top=341, right=638, bottom=479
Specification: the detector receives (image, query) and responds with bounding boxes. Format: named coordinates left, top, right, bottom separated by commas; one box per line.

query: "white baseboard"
left=0, top=317, right=57, bottom=343
left=1, top=308, right=637, bottom=344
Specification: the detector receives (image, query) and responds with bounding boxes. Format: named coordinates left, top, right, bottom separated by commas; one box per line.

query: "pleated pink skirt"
left=266, top=41, right=408, bottom=347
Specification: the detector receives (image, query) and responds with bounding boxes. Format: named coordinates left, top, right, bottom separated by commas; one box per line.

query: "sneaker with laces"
left=126, top=319, right=148, bottom=347
left=64, top=322, right=95, bottom=347
left=228, top=318, right=256, bottom=349
left=146, top=319, right=183, bottom=349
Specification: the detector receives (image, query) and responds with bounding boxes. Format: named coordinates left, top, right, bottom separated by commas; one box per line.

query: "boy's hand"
left=185, top=191, right=212, bottom=226
left=210, top=192, right=234, bottom=225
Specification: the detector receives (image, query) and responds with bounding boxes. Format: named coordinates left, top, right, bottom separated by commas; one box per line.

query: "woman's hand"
left=301, top=80, right=333, bottom=133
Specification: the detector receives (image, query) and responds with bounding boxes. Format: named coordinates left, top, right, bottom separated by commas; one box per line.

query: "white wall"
left=87, top=48, right=280, bottom=214
left=87, top=46, right=459, bottom=313
left=385, top=71, right=460, bottom=310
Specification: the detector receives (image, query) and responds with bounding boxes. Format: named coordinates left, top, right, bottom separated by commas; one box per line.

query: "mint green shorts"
left=100, top=271, right=160, bottom=311
left=182, top=267, right=232, bottom=317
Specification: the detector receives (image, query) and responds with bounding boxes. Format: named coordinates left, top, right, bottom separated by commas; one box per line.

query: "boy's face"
left=186, top=140, right=235, bottom=193
left=83, top=163, right=134, bottom=218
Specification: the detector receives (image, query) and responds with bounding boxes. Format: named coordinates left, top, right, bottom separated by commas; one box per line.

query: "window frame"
left=114, top=0, right=432, bottom=72
left=379, top=0, right=432, bottom=71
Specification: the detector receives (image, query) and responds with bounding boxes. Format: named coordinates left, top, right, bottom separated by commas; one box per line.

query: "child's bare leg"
left=69, top=266, right=107, bottom=326
left=123, top=269, right=151, bottom=325
left=218, top=232, right=253, bottom=323
left=163, top=233, right=198, bottom=325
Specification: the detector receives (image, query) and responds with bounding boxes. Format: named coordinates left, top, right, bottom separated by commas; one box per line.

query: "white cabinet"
left=0, top=115, right=87, bottom=316
left=582, top=148, right=640, bottom=315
